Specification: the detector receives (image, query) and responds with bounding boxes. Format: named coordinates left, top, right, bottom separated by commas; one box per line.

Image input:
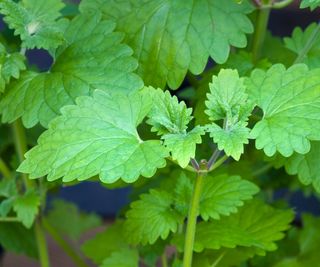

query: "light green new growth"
left=247, top=64, right=320, bottom=157
left=205, top=69, right=253, bottom=160
left=0, top=0, right=68, bottom=50
left=18, top=90, right=168, bottom=183
left=146, top=87, right=204, bottom=168
left=80, top=0, right=253, bottom=89
left=124, top=189, right=182, bottom=245
left=0, top=13, right=143, bottom=128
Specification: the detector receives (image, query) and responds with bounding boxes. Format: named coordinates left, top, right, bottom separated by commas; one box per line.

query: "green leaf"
left=0, top=178, right=17, bottom=198
left=145, top=87, right=203, bottom=168
left=199, top=174, right=259, bottom=220
left=46, top=199, right=101, bottom=240
left=82, top=221, right=129, bottom=265
left=284, top=23, right=320, bottom=69
left=13, top=190, right=40, bottom=228
left=246, top=64, right=320, bottom=157
left=80, top=0, right=254, bottom=89
left=280, top=141, right=320, bottom=192
left=0, top=0, right=68, bottom=50
left=205, top=69, right=253, bottom=160
left=100, top=248, right=139, bottom=267
left=146, top=87, right=193, bottom=135
left=300, top=0, right=320, bottom=10
left=163, top=126, right=205, bottom=168
left=0, top=13, right=143, bottom=128
left=0, top=222, right=38, bottom=258
left=0, top=43, right=26, bottom=92
left=0, top=197, right=15, bottom=217
left=124, top=189, right=182, bottom=245
left=18, top=90, right=168, bottom=183
left=193, top=200, right=294, bottom=255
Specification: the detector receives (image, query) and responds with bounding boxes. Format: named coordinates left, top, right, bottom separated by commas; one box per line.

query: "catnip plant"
left=0, top=0, right=320, bottom=267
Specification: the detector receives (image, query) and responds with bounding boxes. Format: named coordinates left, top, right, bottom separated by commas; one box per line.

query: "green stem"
left=35, top=219, right=50, bottom=267
left=43, top=219, right=89, bottom=267
left=0, top=217, right=20, bottom=222
left=211, top=251, right=226, bottom=267
left=252, top=163, right=272, bottom=177
left=168, top=157, right=197, bottom=173
left=272, top=0, right=294, bottom=9
left=11, top=119, right=31, bottom=187
left=0, top=158, right=11, bottom=179
left=208, top=155, right=228, bottom=172
left=251, top=4, right=271, bottom=62
left=11, top=119, right=50, bottom=267
left=161, top=251, right=168, bottom=267
left=294, top=23, right=320, bottom=64
left=183, top=172, right=205, bottom=267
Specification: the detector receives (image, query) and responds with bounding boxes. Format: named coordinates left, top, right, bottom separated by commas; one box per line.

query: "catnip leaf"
left=145, top=87, right=203, bottom=168
left=0, top=223, right=38, bottom=258
left=0, top=197, right=15, bottom=217
left=284, top=23, right=320, bottom=69
left=0, top=178, right=17, bottom=198
left=300, top=0, right=320, bottom=10
left=0, top=0, right=68, bottom=50
left=0, top=43, right=26, bottom=92
left=82, top=221, right=129, bottom=265
left=145, top=87, right=193, bottom=135
left=200, top=174, right=259, bottom=220
left=100, top=248, right=139, bottom=267
left=279, top=141, right=320, bottom=193
left=18, top=90, right=168, bottom=183
left=80, top=0, right=254, bottom=89
left=247, top=64, right=320, bottom=157
left=163, top=126, right=205, bottom=168
left=193, top=200, right=294, bottom=255
left=13, top=190, right=40, bottom=228
left=205, top=69, right=253, bottom=160
left=46, top=199, right=102, bottom=241
left=124, top=189, right=182, bottom=245
left=0, top=13, right=143, bottom=128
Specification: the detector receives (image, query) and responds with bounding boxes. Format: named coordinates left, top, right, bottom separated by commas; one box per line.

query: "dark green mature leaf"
left=192, top=200, right=294, bottom=254
left=300, top=0, right=320, bottom=10
left=0, top=223, right=38, bottom=258
left=284, top=23, right=320, bottom=69
left=82, top=221, right=129, bottom=265
left=100, top=248, right=139, bottom=267
left=13, top=190, right=40, bottom=228
left=46, top=200, right=101, bottom=240
left=0, top=0, right=68, bottom=50
left=124, top=189, right=182, bottom=245
left=145, top=87, right=204, bottom=168
left=80, top=0, right=254, bottom=89
left=0, top=43, right=25, bottom=92
left=246, top=64, right=320, bottom=157
left=199, top=174, right=259, bottom=220
left=18, top=90, right=168, bottom=183
left=205, top=69, right=253, bottom=160
left=0, top=13, right=143, bottom=128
